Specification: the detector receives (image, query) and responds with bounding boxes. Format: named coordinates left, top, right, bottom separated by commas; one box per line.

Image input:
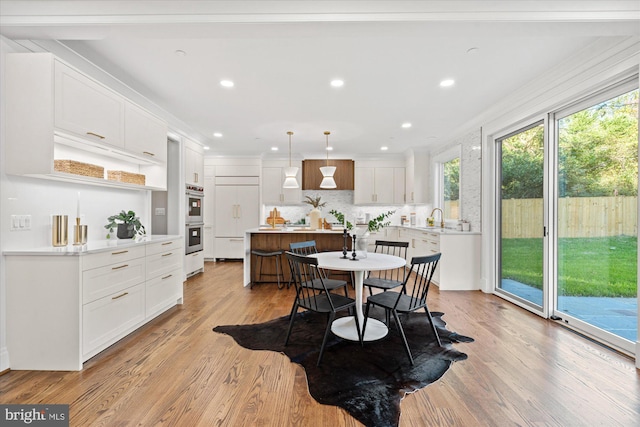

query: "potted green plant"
left=105, top=210, right=146, bottom=239
left=329, top=209, right=395, bottom=233
left=330, top=209, right=395, bottom=258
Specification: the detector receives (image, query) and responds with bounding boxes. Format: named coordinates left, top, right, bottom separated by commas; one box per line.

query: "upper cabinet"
left=124, top=102, right=168, bottom=163
left=354, top=161, right=405, bottom=204
left=302, top=159, right=354, bottom=190
left=184, top=138, right=204, bottom=185
left=55, top=62, right=125, bottom=148
left=262, top=160, right=302, bottom=204
left=405, top=150, right=430, bottom=204
left=5, top=53, right=168, bottom=190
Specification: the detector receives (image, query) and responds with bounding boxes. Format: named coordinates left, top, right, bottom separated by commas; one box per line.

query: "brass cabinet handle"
left=112, top=292, right=129, bottom=300
left=161, top=274, right=173, bottom=280
left=112, top=264, right=129, bottom=270
left=162, top=252, right=173, bottom=257
left=86, top=131, right=105, bottom=139
left=111, top=250, right=129, bottom=255
left=143, top=151, right=155, bottom=157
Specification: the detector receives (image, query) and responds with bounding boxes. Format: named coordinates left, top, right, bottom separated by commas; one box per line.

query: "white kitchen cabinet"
left=354, top=165, right=405, bottom=204
left=262, top=165, right=302, bottom=204
left=185, top=251, right=205, bottom=276
left=401, top=227, right=481, bottom=290
left=124, top=101, right=168, bottom=162
left=5, top=237, right=183, bottom=371
left=55, top=60, right=125, bottom=148
left=203, top=171, right=216, bottom=260
left=5, top=52, right=168, bottom=190
left=215, top=184, right=260, bottom=237
left=185, top=139, right=204, bottom=185
left=405, top=150, right=429, bottom=204
left=146, top=239, right=183, bottom=317
left=215, top=181, right=260, bottom=259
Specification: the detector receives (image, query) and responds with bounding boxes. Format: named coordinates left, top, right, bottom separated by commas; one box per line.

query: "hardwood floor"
left=1, top=261, right=638, bottom=426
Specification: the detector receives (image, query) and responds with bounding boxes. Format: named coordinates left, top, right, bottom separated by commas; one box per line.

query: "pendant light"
left=319, top=131, right=337, bottom=189
left=282, top=131, right=299, bottom=188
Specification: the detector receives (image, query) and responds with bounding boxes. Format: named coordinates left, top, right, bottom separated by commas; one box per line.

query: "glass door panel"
left=498, top=122, right=545, bottom=308
left=556, top=88, right=638, bottom=345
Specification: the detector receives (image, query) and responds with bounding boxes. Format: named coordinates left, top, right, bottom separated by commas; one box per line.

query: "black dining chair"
left=363, top=240, right=409, bottom=295
left=362, top=253, right=442, bottom=365
left=288, top=240, right=350, bottom=296
left=285, top=251, right=360, bottom=366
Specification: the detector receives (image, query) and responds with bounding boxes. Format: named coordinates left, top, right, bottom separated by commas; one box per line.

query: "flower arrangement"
left=329, top=209, right=396, bottom=233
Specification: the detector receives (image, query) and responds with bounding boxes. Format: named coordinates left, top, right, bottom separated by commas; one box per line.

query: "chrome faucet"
left=430, top=208, right=445, bottom=228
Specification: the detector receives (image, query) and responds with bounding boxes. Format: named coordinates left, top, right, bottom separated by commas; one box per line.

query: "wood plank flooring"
left=1, top=261, right=639, bottom=426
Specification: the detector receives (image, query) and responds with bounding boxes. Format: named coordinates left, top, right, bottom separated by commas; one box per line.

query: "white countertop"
left=247, top=227, right=345, bottom=234
left=247, top=225, right=480, bottom=235
left=396, top=225, right=481, bottom=235
left=3, top=235, right=182, bottom=256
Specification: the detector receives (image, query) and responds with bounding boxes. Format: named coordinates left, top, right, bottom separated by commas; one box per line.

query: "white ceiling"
left=1, top=1, right=639, bottom=158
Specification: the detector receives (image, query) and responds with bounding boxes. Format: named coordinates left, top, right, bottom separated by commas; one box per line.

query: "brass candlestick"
left=73, top=217, right=87, bottom=245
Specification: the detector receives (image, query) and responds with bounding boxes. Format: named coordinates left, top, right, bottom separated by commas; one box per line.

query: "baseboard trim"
left=0, top=346, right=10, bottom=373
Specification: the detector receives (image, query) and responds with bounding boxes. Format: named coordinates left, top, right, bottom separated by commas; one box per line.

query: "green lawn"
left=501, top=236, right=637, bottom=297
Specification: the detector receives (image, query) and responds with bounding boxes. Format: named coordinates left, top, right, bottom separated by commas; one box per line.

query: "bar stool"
left=251, top=249, right=285, bottom=289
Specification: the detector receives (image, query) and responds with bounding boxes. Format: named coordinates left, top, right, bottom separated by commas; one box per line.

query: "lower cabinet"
left=185, top=251, right=205, bottom=277
left=394, top=227, right=481, bottom=290
left=5, top=237, right=183, bottom=371
left=215, top=237, right=245, bottom=260
left=83, top=283, right=146, bottom=361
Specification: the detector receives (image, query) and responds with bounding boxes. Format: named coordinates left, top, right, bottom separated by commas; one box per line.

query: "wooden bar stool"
left=251, top=249, right=285, bottom=289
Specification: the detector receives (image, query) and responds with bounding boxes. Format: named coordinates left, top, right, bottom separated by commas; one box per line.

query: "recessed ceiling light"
left=381, top=146, right=389, bottom=151
left=220, top=80, right=234, bottom=88
left=271, top=147, right=278, bottom=151
left=401, top=122, right=412, bottom=128
left=174, top=50, right=186, bottom=56
left=203, top=146, right=210, bottom=150
left=440, top=79, right=455, bottom=87
left=330, top=79, right=344, bottom=88
left=326, top=146, right=334, bottom=151
left=213, top=132, right=223, bottom=138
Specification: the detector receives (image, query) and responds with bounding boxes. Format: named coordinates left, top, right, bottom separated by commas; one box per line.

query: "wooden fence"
left=501, top=196, right=638, bottom=238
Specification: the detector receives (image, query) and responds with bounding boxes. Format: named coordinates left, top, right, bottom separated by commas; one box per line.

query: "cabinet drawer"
left=146, top=239, right=182, bottom=256
left=146, top=268, right=183, bottom=318
left=83, top=257, right=146, bottom=304
left=82, top=246, right=146, bottom=270
left=147, top=249, right=182, bottom=279
left=82, top=283, right=145, bottom=358
left=215, top=237, right=245, bottom=259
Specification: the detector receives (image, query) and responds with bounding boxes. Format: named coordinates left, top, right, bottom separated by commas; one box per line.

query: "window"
left=434, top=146, right=461, bottom=220
left=443, top=157, right=460, bottom=219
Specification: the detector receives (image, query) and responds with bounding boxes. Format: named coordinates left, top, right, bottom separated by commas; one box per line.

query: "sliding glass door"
left=497, top=122, right=546, bottom=310
left=554, top=83, right=638, bottom=351
left=495, top=78, right=638, bottom=354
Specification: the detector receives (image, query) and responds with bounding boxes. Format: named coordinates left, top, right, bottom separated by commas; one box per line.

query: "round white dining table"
left=312, top=251, right=406, bottom=341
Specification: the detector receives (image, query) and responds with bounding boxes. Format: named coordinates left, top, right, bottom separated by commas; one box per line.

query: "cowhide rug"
left=213, top=308, right=473, bottom=427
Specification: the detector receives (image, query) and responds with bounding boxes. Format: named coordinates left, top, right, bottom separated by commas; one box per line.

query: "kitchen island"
left=243, top=227, right=351, bottom=287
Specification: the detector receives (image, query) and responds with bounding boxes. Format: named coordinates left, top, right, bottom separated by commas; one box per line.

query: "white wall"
left=0, top=37, right=151, bottom=371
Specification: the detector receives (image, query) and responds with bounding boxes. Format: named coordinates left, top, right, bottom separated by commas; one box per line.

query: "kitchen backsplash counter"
left=3, top=234, right=182, bottom=256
